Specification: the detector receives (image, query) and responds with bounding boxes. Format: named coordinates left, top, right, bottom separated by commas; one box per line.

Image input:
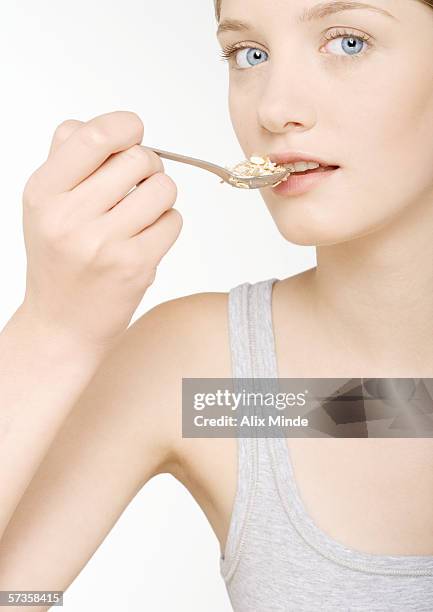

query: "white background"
left=0, top=2, right=315, bottom=610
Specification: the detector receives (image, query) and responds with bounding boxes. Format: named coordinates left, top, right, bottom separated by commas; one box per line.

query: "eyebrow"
left=216, top=1, right=397, bottom=36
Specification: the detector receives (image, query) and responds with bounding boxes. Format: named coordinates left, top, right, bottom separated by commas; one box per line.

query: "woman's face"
left=217, top=0, right=433, bottom=246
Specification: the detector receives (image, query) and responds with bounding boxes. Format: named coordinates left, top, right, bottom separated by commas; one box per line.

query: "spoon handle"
left=148, top=147, right=227, bottom=180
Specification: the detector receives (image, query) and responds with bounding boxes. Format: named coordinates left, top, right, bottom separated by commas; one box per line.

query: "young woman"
left=0, top=0, right=432, bottom=609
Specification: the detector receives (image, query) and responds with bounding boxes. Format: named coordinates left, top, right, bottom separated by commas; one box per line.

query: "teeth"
left=283, top=161, right=321, bottom=173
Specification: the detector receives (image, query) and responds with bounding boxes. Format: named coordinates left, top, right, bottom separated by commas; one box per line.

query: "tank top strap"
left=228, top=277, right=280, bottom=378
left=221, top=277, right=280, bottom=582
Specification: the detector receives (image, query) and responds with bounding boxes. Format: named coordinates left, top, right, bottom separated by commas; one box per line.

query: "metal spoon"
left=147, top=146, right=291, bottom=190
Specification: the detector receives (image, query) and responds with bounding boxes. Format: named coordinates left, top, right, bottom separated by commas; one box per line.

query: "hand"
left=20, top=111, right=183, bottom=350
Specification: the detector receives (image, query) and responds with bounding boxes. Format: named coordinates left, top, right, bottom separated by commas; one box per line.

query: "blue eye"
left=235, top=47, right=269, bottom=68
left=322, top=28, right=372, bottom=57
left=325, top=35, right=366, bottom=56
left=219, top=44, right=269, bottom=69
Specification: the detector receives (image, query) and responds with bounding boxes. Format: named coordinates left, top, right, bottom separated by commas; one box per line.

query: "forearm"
left=0, top=305, right=109, bottom=540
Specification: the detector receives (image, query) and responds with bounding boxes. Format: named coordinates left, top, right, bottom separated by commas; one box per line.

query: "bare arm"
left=0, top=306, right=107, bottom=540
left=0, top=298, right=194, bottom=611
left=0, top=109, right=182, bottom=540
left=0, top=295, right=194, bottom=610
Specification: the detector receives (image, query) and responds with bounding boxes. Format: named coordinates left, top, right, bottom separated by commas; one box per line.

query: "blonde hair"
left=213, top=0, right=433, bottom=22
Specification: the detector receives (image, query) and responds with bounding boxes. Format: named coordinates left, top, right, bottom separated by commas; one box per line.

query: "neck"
left=309, top=195, right=433, bottom=371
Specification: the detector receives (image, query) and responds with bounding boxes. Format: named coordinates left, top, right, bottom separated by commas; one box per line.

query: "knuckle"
left=91, top=244, right=133, bottom=278
left=142, top=148, right=165, bottom=172
left=78, top=111, right=145, bottom=153
left=23, top=173, right=44, bottom=209
left=80, top=238, right=104, bottom=264
left=78, top=225, right=106, bottom=259
left=143, top=267, right=157, bottom=289
left=78, top=124, right=111, bottom=148
left=123, top=146, right=164, bottom=173
left=51, top=221, right=103, bottom=262
left=123, top=144, right=151, bottom=164
left=123, top=111, right=144, bottom=140
left=53, top=119, right=82, bottom=143
left=170, top=208, right=183, bottom=226
left=117, top=253, right=144, bottom=282
left=164, top=208, right=183, bottom=240
left=153, top=172, right=178, bottom=200
left=103, top=111, right=144, bottom=142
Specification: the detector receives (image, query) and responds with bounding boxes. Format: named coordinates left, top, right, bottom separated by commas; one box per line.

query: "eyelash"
left=218, top=28, right=372, bottom=65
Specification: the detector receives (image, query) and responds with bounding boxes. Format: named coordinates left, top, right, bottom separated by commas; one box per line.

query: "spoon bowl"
left=147, top=146, right=291, bottom=190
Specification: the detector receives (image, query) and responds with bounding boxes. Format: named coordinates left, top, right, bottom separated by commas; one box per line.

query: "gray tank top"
left=220, top=277, right=433, bottom=612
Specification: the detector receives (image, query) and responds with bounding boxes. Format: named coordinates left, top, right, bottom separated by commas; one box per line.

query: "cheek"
left=357, top=58, right=433, bottom=208
left=327, top=51, right=433, bottom=214
left=370, top=62, right=433, bottom=166
left=228, top=84, right=259, bottom=154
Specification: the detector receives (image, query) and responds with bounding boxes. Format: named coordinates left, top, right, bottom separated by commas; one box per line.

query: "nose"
left=257, top=65, right=317, bottom=134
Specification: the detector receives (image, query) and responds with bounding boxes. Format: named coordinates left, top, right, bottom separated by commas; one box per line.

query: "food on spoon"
left=224, top=154, right=291, bottom=189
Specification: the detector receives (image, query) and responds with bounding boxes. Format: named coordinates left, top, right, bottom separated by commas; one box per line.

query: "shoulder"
left=140, top=290, right=229, bottom=331
left=131, top=290, right=232, bottom=377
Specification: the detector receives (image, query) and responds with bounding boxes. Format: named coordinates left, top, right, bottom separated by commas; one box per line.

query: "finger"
left=98, top=172, right=177, bottom=239
left=72, top=145, right=164, bottom=215
left=130, top=207, right=183, bottom=266
left=33, top=111, right=144, bottom=195
left=48, top=119, right=84, bottom=157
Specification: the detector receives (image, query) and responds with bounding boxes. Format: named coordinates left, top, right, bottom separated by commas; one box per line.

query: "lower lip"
left=271, top=167, right=340, bottom=196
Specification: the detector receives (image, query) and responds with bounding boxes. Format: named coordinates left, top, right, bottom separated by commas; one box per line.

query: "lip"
left=272, top=166, right=340, bottom=196
left=268, top=150, right=340, bottom=168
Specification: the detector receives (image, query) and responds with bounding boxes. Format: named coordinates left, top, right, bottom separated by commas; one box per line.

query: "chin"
left=271, top=211, right=394, bottom=247
left=265, top=188, right=411, bottom=247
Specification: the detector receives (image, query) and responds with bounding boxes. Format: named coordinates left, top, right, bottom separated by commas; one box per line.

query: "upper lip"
left=268, top=151, right=340, bottom=168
